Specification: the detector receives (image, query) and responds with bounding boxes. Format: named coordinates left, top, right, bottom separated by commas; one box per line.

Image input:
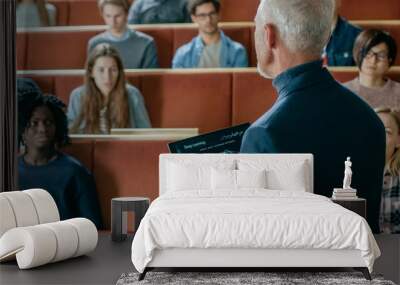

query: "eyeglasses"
left=194, top=11, right=218, bottom=20
left=365, top=50, right=389, bottom=62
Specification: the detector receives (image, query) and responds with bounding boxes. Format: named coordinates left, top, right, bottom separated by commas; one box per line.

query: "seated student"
left=343, top=29, right=399, bottom=109
left=128, top=0, right=191, bottom=24
left=68, top=43, right=151, bottom=134
left=376, top=107, right=400, bottom=234
left=172, top=0, right=248, bottom=68
left=17, top=77, right=41, bottom=96
left=18, top=89, right=103, bottom=229
left=17, top=0, right=56, bottom=28
left=88, top=0, right=159, bottom=69
left=324, top=0, right=362, bottom=66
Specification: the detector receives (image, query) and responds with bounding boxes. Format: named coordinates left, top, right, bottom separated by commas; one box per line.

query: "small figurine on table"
left=343, top=156, right=353, bottom=189
left=332, top=157, right=358, bottom=199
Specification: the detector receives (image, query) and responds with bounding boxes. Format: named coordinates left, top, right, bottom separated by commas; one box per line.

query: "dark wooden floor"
left=0, top=232, right=134, bottom=285
left=1, top=234, right=398, bottom=284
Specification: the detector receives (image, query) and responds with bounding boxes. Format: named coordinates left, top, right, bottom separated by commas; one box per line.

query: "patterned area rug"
left=116, top=271, right=396, bottom=285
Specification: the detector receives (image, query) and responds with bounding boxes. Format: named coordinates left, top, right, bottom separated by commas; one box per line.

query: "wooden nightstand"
left=331, top=198, right=366, bottom=219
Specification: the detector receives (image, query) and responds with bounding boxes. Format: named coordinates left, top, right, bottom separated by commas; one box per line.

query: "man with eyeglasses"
left=172, top=0, right=248, bottom=68
left=344, top=29, right=399, bottom=110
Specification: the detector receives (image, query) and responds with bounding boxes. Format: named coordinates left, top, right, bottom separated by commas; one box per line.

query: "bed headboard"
left=159, top=154, right=313, bottom=196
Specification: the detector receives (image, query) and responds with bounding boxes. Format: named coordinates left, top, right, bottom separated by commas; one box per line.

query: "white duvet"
left=131, top=190, right=380, bottom=273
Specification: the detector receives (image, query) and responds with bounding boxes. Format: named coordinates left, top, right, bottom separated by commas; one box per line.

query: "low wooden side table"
left=111, top=197, right=150, bottom=242
left=331, top=198, right=366, bottom=219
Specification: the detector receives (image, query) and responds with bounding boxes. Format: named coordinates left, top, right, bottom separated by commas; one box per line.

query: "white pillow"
left=237, top=169, right=267, bottom=188
left=269, top=163, right=308, bottom=191
left=167, top=160, right=235, bottom=192
left=238, top=160, right=308, bottom=192
left=211, top=168, right=236, bottom=189
left=211, top=169, right=267, bottom=190
left=167, top=162, right=209, bottom=191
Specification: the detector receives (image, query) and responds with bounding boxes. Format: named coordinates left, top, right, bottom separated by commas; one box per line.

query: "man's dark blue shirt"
left=240, top=60, right=386, bottom=233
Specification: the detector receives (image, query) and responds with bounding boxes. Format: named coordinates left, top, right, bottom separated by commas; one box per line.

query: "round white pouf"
left=42, top=221, right=79, bottom=262
left=0, top=219, right=98, bottom=269
left=24, top=189, right=60, bottom=224
left=66, top=218, right=98, bottom=257
left=0, top=191, right=39, bottom=227
left=0, top=225, right=57, bottom=269
left=0, top=189, right=60, bottom=238
left=0, top=196, right=17, bottom=237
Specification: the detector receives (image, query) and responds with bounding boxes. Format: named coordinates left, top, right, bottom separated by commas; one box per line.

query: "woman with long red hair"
left=68, top=43, right=151, bottom=134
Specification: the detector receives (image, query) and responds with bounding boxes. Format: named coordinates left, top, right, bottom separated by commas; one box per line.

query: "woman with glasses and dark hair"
left=343, top=29, right=399, bottom=109
left=18, top=85, right=103, bottom=229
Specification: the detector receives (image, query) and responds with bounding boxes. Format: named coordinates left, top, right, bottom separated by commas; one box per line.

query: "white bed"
left=131, top=154, right=380, bottom=280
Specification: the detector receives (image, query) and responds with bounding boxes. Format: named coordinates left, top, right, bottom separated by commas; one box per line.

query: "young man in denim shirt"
left=325, top=0, right=362, bottom=66
left=128, top=0, right=191, bottom=24
left=172, top=0, right=248, bottom=68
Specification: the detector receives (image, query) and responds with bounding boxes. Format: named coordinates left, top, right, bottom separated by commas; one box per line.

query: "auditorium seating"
left=16, top=24, right=254, bottom=69
left=61, top=139, right=169, bottom=229
left=339, top=0, right=400, bottom=21
left=46, top=0, right=400, bottom=26
left=62, top=139, right=94, bottom=170
left=47, top=0, right=69, bottom=26
left=18, top=67, right=400, bottom=129
left=16, top=21, right=400, bottom=70
left=20, top=67, right=399, bottom=228
left=47, top=0, right=259, bottom=26
left=15, top=0, right=400, bottom=233
left=20, top=69, right=237, bottom=133
left=232, top=70, right=277, bottom=125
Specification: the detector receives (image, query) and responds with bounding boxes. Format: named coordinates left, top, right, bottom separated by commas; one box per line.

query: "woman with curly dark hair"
left=18, top=80, right=102, bottom=229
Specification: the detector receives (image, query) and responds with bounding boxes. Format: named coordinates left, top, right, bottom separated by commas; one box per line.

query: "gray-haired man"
left=241, top=0, right=385, bottom=233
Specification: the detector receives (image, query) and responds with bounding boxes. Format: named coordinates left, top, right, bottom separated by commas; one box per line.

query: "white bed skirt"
left=148, top=248, right=366, bottom=268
